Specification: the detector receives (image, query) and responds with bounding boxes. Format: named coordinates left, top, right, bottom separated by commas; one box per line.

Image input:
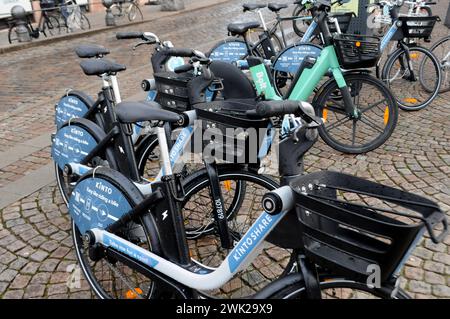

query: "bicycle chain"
left=105, top=260, right=145, bottom=299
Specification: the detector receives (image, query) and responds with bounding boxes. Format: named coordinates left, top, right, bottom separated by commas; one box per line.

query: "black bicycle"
left=8, top=0, right=60, bottom=44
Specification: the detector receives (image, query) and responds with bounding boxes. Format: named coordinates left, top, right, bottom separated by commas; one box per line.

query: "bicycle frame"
left=88, top=201, right=288, bottom=291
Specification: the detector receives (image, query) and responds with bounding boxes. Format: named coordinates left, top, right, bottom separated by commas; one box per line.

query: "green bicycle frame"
left=250, top=45, right=347, bottom=101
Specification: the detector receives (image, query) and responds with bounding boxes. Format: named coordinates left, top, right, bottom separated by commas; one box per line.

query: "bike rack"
left=345, top=0, right=370, bottom=35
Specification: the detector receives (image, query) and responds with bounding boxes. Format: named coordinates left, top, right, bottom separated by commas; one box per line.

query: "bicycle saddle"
left=79, top=59, right=126, bottom=76
left=75, top=44, right=110, bottom=58
left=243, top=3, right=266, bottom=11
left=267, top=3, right=288, bottom=12
left=115, top=101, right=181, bottom=123
left=227, top=21, right=261, bottom=35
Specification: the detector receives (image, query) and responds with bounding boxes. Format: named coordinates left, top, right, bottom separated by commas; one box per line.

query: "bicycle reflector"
left=125, top=288, right=143, bottom=299
left=384, top=106, right=389, bottom=126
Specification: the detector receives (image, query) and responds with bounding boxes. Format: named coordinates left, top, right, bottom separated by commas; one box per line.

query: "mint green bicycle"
left=248, top=0, right=398, bottom=154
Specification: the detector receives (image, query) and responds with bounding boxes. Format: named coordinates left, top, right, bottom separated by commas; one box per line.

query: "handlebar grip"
left=116, top=32, right=144, bottom=39
left=256, top=101, right=300, bottom=118
left=174, top=63, right=194, bottom=74
left=164, top=48, right=195, bottom=57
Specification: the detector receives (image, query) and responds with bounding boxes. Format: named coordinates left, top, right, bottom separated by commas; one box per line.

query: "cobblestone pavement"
left=0, top=0, right=449, bottom=299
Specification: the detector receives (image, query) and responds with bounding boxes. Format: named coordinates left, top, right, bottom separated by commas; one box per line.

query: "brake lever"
left=132, top=41, right=150, bottom=50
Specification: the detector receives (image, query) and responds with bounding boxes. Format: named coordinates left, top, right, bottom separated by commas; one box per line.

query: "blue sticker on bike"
left=228, top=212, right=283, bottom=273
left=209, top=41, right=248, bottom=63
left=273, top=44, right=322, bottom=74
left=51, top=125, right=98, bottom=170
left=55, top=96, right=89, bottom=129
left=69, top=177, right=133, bottom=234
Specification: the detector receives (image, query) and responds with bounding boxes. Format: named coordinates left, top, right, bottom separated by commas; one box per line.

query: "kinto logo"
left=366, top=264, right=381, bottom=289
left=66, top=264, right=81, bottom=289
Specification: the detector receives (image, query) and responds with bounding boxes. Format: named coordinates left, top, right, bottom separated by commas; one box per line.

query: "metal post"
left=10, top=5, right=31, bottom=42
left=102, top=0, right=116, bottom=26
left=347, top=0, right=370, bottom=35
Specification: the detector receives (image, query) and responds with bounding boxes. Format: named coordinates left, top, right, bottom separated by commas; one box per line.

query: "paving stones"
left=0, top=0, right=449, bottom=300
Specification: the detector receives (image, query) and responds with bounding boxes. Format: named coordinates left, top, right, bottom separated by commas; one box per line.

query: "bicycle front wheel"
left=128, top=3, right=143, bottom=21
left=182, top=167, right=294, bottom=299
left=428, top=35, right=450, bottom=93
left=315, top=73, right=398, bottom=154
left=383, top=46, right=442, bottom=111
left=267, top=276, right=411, bottom=299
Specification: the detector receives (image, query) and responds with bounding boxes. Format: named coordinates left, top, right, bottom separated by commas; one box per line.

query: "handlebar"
left=164, top=48, right=196, bottom=58
left=116, top=31, right=144, bottom=39
left=249, top=100, right=322, bottom=125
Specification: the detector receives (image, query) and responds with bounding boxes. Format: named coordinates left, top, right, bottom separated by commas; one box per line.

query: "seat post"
left=257, top=9, right=268, bottom=31
left=109, top=74, right=122, bottom=103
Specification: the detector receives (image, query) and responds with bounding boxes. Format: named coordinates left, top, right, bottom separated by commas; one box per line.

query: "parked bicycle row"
left=6, top=0, right=145, bottom=44
left=49, top=0, right=449, bottom=299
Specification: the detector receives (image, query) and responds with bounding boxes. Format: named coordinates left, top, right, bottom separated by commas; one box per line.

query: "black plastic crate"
left=154, top=71, right=193, bottom=112
left=291, top=171, right=448, bottom=283
left=334, top=34, right=380, bottom=69
left=393, top=16, right=439, bottom=40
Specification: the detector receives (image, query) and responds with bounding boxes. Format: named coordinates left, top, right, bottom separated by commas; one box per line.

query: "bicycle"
left=53, top=42, right=296, bottom=298
left=8, top=0, right=60, bottom=44
left=427, top=34, right=450, bottom=93
left=65, top=98, right=448, bottom=299
left=110, top=0, right=144, bottom=22
left=370, top=0, right=442, bottom=111
left=233, top=0, right=398, bottom=154
left=55, top=0, right=91, bottom=33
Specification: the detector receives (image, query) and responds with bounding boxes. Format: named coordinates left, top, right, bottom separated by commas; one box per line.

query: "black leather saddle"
left=75, top=44, right=110, bottom=58
left=115, top=101, right=181, bottom=123
left=227, top=21, right=260, bottom=35
left=242, top=3, right=266, bottom=11
left=268, top=3, right=288, bottom=12
left=79, top=59, right=126, bottom=76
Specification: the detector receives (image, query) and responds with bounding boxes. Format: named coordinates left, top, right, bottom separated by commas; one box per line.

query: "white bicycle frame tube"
left=90, top=209, right=288, bottom=291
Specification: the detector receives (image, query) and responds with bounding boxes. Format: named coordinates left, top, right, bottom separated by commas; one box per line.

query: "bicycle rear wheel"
left=315, top=73, right=398, bottom=154
left=427, top=35, right=450, bottom=93
left=71, top=169, right=161, bottom=299
left=383, top=46, right=441, bottom=111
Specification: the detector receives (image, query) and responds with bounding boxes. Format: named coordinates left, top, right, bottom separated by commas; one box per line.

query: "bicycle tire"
left=71, top=168, right=162, bottom=299
left=382, top=46, right=442, bottom=111
left=128, top=3, right=143, bottom=21
left=43, top=15, right=61, bottom=36
left=427, top=35, right=450, bottom=93
left=314, top=73, right=398, bottom=154
left=80, top=12, right=91, bottom=30
left=8, top=24, right=31, bottom=44
left=181, top=167, right=291, bottom=299
left=265, top=275, right=411, bottom=299
left=292, top=5, right=309, bottom=37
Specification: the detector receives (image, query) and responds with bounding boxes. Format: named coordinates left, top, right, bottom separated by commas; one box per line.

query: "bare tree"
left=160, top=0, right=185, bottom=11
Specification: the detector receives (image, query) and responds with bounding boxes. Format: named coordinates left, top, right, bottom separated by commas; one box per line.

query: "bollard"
left=102, top=0, right=116, bottom=26
left=10, top=5, right=31, bottom=42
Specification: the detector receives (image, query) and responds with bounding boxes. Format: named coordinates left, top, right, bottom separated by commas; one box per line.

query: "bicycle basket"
left=333, top=34, right=380, bottom=69
left=393, top=16, right=439, bottom=40
left=291, top=171, right=448, bottom=283
left=193, top=102, right=269, bottom=163
left=154, top=71, right=194, bottom=112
